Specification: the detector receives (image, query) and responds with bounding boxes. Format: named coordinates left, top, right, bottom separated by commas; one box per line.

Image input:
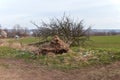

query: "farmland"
left=0, top=36, right=120, bottom=80
left=90, top=35, right=120, bottom=49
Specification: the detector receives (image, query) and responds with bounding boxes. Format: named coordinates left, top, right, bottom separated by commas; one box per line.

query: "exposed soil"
left=0, top=58, right=120, bottom=80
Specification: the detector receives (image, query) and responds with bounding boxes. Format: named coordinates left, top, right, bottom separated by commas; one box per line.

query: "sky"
left=0, top=0, right=120, bottom=29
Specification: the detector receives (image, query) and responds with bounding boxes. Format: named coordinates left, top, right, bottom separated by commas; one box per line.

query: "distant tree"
left=32, top=29, right=39, bottom=37
left=109, top=30, right=117, bottom=35
left=9, top=24, right=29, bottom=37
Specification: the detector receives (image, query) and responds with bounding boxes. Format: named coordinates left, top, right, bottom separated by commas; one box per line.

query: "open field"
left=8, top=37, right=40, bottom=44
left=8, top=35, right=120, bottom=49
left=0, top=36, right=120, bottom=80
left=90, top=35, right=120, bottom=49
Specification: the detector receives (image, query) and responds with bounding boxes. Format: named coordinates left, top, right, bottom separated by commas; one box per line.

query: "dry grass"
left=0, top=39, right=38, bottom=53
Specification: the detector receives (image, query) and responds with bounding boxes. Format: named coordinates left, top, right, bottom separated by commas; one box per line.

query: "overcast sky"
left=0, top=0, right=120, bottom=29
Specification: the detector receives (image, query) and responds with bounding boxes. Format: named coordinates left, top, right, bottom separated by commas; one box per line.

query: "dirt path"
left=0, top=58, right=81, bottom=80
left=0, top=58, right=120, bottom=80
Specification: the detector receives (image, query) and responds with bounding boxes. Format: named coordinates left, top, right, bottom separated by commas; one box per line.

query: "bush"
left=31, top=15, right=91, bottom=47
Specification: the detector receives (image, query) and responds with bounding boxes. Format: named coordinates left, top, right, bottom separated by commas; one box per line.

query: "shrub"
left=31, top=15, right=91, bottom=47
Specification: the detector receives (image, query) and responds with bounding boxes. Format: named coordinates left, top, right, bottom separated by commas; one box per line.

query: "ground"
left=0, top=37, right=120, bottom=80
left=0, top=58, right=120, bottom=80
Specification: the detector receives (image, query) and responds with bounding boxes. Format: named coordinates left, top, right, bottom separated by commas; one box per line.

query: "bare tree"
left=31, top=15, right=91, bottom=46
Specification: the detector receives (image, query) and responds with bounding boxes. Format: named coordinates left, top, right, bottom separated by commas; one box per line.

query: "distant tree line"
left=0, top=24, right=30, bottom=38
left=91, top=31, right=120, bottom=36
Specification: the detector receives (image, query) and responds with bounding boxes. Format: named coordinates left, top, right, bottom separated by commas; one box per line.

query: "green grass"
left=9, top=37, right=40, bottom=44
left=8, top=35, right=120, bottom=48
left=0, top=46, right=120, bottom=70
left=26, top=48, right=120, bottom=70
left=90, top=35, right=120, bottom=49
left=0, top=46, right=30, bottom=58
left=1, top=36, right=120, bottom=70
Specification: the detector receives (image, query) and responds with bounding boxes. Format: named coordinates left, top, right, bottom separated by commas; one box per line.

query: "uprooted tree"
left=31, top=15, right=91, bottom=47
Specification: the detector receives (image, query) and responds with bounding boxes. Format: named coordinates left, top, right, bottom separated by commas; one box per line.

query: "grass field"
left=0, top=36, right=120, bottom=80
left=2, top=35, right=120, bottom=70
left=8, top=36, right=120, bottom=49
left=90, top=35, right=120, bottom=49
left=9, top=37, right=40, bottom=44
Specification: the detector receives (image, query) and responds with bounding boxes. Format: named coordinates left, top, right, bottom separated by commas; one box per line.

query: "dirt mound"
left=39, top=35, right=71, bottom=55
